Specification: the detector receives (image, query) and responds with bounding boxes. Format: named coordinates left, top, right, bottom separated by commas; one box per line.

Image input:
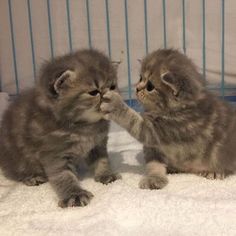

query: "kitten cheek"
left=137, top=91, right=145, bottom=101
left=90, top=94, right=101, bottom=103
left=136, top=93, right=142, bottom=102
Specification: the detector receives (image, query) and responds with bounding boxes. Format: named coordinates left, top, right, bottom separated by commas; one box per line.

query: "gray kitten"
left=101, top=49, right=236, bottom=190
left=0, top=49, right=120, bottom=207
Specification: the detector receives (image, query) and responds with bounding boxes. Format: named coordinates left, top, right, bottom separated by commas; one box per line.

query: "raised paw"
left=139, top=175, right=168, bottom=190
left=198, top=171, right=226, bottom=180
left=58, top=190, right=94, bottom=208
left=100, top=91, right=125, bottom=114
left=95, top=173, right=121, bottom=185
left=23, top=176, right=48, bottom=186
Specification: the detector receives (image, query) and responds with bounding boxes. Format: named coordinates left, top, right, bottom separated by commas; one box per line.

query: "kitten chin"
left=0, top=49, right=120, bottom=207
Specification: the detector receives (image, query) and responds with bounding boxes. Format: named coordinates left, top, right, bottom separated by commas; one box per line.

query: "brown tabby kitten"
left=0, top=49, right=120, bottom=207
left=101, top=49, right=236, bottom=190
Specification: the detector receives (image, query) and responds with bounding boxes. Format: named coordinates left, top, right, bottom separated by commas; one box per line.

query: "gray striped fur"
left=101, top=49, right=236, bottom=189
left=0, top=49, right=120, bottom=207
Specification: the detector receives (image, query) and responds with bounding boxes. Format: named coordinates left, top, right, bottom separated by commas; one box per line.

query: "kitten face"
left=136, top=49, right=204, bottom=111
left=39, top=49, right=118, bottom=122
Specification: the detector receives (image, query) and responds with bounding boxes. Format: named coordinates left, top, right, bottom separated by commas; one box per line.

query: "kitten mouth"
left=136, top=92, right=141, bottom=101
left=136, top=91, right=144, bottom=101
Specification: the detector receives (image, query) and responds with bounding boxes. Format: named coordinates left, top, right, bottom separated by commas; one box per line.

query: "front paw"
left=198, top=171, right=226, bottom=180
left=139, top=175, right=168, bottom=190
left=100, top=91, right=125, bottom=116
left=58, top=190, right=94, bottom=208
left=23, top=175, right=48, bottom=186
left=95, top=173, right=121, bottom=185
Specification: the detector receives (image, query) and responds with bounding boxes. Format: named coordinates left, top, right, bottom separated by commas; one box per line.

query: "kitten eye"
left=88, top=89, right=100, bottom=96
left=110, top=85, right=116, bottom=90
left=146, top=80, right=155, bottom=92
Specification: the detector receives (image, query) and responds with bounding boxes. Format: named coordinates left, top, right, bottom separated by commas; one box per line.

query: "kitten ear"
left=137, top=59, right=142, bottom=64
left=53, top=70, right=76, bottom=94
left=111, top=60, right=121, bottom=70
left=161, top=71, right=179, bottom=96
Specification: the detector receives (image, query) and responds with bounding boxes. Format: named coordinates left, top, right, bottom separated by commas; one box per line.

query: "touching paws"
left=95, top=173, right=121, bottom=185
left=100, top=91, right=126, bottom=119
left=58, top=190, right=94, bottom=208
left=139, top=175, right=168, bottom=190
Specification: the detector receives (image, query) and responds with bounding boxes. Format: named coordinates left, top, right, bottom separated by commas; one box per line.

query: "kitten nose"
left=101, top=88, right=108, bottom=97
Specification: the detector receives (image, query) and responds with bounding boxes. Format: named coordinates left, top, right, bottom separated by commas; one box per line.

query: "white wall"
left=1, top=0, right=236, bottom=97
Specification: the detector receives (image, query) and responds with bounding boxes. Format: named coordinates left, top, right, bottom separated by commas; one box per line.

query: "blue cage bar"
left=2, top=0, right=236, bottom=105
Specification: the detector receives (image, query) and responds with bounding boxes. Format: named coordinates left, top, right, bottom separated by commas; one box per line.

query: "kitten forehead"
left=143, top=70, right=152, bottom=79
left=79, top=68, right=114, bottom=88
left=160, top=66, right=169, bottom=76
left=147, top=55, right=158, bottom=67
left=39, top=48, right=116, bottom=90
left=142, top=53, right=158, bottom=71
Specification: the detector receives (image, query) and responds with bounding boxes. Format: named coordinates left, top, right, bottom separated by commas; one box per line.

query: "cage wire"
left=1, top=0, right=236, bottom=108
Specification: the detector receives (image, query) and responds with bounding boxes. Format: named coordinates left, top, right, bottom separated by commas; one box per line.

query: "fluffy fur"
left=101, top=49, right=236, bottom=189
left=0, top=49, right=120, bottom=207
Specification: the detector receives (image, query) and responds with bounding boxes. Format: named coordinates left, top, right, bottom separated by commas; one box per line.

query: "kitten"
left=100, top=48, right=236, bottom=190
left=0, top=49, right=120, bottom=207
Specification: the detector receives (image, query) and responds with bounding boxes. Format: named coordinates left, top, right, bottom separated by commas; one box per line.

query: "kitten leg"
left=139, top=147, right=168, bottom=190
left=20, top=161, right=48, bottom=186
left=42, top=156, right=93, bottom=208
left=101, top=91, right=160, bottom=146
left=86, top=144, right=121, bottom=184
left=139, top=161, right=168, bottom=189
left=23, top=175, right=48, bottom=186
left=94, top=158, right=121, bottom=184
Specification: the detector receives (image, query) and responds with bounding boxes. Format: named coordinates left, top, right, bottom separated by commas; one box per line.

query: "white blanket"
left=0, top=93, right=236, bottom=236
